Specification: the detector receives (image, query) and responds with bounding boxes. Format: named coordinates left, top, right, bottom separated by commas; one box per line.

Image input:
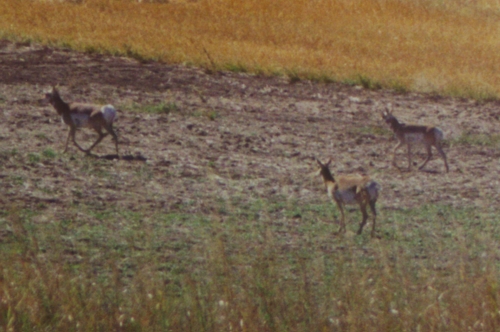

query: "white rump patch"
left=366, top=181, right=381, bottom=201
left=70, top=113, right=90, bottom=128
left=101, top=105, right=117, bottom=124
left=404, top=133, right=424, bottom=143
left=434, top=127, right=444, bottom=141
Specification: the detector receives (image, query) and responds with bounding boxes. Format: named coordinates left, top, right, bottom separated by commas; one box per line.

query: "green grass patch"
left=350, top=125, right=394, bottom=137
left=224, top=62, right=248, bottom=73
left=125, top=102, right=179, bottom=114
left=1, top=195, right=500, bottom=330
left=452, top=132, right=500, bottom=147
left=42, top=148, right=57, bottom=159
left=27, top=152, right=40, bottom=164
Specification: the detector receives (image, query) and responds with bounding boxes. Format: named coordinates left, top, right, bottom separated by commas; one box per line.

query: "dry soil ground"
left=1, top=40, right=500, bottom=233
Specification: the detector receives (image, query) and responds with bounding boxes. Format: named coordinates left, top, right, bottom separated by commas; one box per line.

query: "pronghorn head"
left=381, top=107, right=396, bottom=125
left=315, top=157, right=335, bottom=182
left=44, top=86, right=60, bottom=105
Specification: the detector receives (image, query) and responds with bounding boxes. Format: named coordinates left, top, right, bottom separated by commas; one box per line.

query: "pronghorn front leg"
left=436, top=144, right=449, bottom=173
left=69, top=127, right=88, bottom=153
left=407, top=143, right=412, bottom=170
left=64, top=128, right=72, bottom=153
left=369, top=200, right=377, bottom=237
left=392, top=141, right=403, bottom=168
left=336, top=201, right=346, bottom=234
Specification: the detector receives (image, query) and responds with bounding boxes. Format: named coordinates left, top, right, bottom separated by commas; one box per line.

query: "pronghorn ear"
left=325, top=158, right=332, bottom=167
left=386, top=103, right=393, bottom=115
left=314, top=157, right=323, bottom=167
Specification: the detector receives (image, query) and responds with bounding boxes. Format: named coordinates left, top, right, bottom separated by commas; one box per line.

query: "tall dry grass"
left=2, top=205, right=500, bottom=331
left=2, top=0, right=500, bottom=98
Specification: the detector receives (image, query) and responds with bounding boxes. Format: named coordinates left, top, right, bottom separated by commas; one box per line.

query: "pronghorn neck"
left=320, top=167, right=336, bottom=185
left=51, top=93, right=71, bottom=116
left=386, top=116, right=404, bottom=133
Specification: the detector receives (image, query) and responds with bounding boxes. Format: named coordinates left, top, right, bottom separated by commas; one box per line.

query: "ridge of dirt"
left=1, top=40, right=500, bottom=223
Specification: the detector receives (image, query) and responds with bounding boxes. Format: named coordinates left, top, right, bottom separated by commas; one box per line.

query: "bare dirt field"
left=1, top=39, right=500, bottom=233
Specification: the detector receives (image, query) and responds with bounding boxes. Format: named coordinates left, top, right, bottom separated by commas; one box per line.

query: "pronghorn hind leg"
left=436, top=144, right=449, bottom=173
left=419, top=145, right=433, bottom=170
left=357, top=203, right=368, bottom=235
left=406, top=143, right=412, bottom=170
left=335, top=201, right=346, bottom=235
left=105, top=124, right=119, bottom=156
left=369, top=200, right=377, bottom=237
left=86, top=133, right=106, bottom=154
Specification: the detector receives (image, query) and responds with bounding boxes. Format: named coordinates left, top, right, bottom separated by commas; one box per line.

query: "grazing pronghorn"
left=315, top=158, right=381, bottom=237
left=381, top=109, right=448, bottom=173
left=44, top=86, right=119, bottom=156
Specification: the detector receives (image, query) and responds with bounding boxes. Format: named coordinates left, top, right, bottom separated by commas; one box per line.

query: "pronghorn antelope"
left=315, top=158, right=381, bottom=237
left=44, top=86, right=119, bottom=156
left=381, top=109, right=448, bottom=173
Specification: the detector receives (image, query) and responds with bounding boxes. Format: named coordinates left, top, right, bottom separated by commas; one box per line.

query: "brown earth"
left=1, top=40, right=500, bottom=230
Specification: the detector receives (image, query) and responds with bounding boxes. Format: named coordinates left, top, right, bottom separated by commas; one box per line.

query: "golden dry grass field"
left=3, top=0, right=500, bottom=98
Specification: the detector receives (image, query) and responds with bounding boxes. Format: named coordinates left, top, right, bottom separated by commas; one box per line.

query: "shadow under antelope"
left=44, top=86, right=119, bottom=157
left=381, top=109, right=449, bottom=173
left=315, top=158, right=381, bottom=237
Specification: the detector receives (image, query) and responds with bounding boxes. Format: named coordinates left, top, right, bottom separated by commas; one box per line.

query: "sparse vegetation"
left=42, top=148, right=57, bottom=159
left=27, top=152, right=41, bottom=164
left=126, top=102, right=179, bottom=114
left=453, top=132, right=500, bottom=148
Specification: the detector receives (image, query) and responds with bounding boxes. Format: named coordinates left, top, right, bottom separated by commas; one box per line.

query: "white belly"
left=404, top=133, right=424, bottom=144
left=333, top=189, right=357, bottom=205
left=69, top=113, right=90, bottom=128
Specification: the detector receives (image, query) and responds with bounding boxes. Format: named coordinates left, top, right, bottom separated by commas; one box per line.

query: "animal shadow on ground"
left=419, top=169, right=441, bottom=174
left=92, top=153, right=147, bottom=161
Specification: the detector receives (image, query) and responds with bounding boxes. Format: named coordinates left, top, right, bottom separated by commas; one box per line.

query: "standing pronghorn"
left=44, top=86, right=119, bottom=157
left=315, top=158, right=381, bottom=237
left=381, top=109, right=448, bottom=173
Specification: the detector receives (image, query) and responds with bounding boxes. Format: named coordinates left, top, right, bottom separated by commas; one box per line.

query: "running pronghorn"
left=381, top=109, right=448, bottom=173
left=315, top=158, right=381, bottom=237
left=44, top=86, right=119, bottom=157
